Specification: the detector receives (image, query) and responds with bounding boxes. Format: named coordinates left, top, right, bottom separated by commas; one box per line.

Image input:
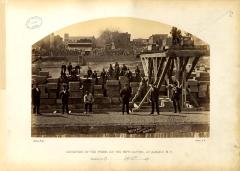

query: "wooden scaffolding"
left=132, top=47, right=210, bottom=110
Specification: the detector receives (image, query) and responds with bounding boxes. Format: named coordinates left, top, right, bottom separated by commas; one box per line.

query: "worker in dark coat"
left=32, top=83, right=41, bottom=115
left=135, top=65, right=141, bottom=82
left=75, top=64, right=81, bottom=75
left=61, top=62, right=67, bottom=74
left=149, top=84, right=160, bottom=115
left=92, top=70, right=98, bottom=84
left=87, top=67, right=93, bottom=78
left=108, top=64, right=114, bottom=78
left=67, top=62, right=72, bottom=75
left=60, top=85, right=70, bottom=114
left=120, top=84, right=132, bottom=115
left=171, top=81, right=182, bottom=113
left=100, top=68, right=107, bottom=84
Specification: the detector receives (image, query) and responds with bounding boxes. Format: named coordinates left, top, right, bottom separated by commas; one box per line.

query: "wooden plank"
left=179, top=57, right=189, bottom=81
left=157, top=57, right=172, bottom=88
left=140, top=52, right=167, bottom=58
left=168, top=49, right=209, bottom=57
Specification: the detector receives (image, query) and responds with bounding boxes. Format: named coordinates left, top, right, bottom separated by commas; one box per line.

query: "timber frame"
left=132, top=46, right=210, bottom=110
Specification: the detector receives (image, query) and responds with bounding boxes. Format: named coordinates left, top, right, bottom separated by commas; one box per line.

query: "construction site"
left=31, top=27, right=210, bottom=138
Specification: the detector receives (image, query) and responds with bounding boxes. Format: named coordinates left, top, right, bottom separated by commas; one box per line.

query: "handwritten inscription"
left=127, top=126, right=155, bottom=134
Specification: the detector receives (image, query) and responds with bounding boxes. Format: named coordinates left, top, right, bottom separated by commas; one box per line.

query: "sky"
left=54, top=17, right=173, bottom=40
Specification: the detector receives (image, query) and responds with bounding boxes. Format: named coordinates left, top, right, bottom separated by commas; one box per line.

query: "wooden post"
left=186, top=56, right=200, bottom=80
left=156, top=57, right=172, bottom=88
left=179, top=57, right=189, bottom=81
left=181, top=69, right=186, bottom=109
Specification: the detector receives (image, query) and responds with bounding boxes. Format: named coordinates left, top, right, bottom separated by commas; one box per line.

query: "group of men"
left=118, top=78, right=182, bottom=115
left=32, top=84, right=94, bottom=115
left=32, top=61, right=182, bottom=115
left=149, top=79, right=182, bottom=115
left=61, top=62, right=81, bottom=77
left=32, top=79, right=182, bottom=116
left=102, top=62, right=141, bottom=81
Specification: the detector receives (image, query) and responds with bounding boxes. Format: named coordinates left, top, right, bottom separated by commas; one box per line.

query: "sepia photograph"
left=2, top=0, right=240, bottom=170
left=31, top=18, right=210, bottom=138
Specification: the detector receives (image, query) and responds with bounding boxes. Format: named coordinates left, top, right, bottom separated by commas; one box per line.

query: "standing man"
left=32, top=83, right=41, bottom=115
left=108, top=64, right=114, bottom=78
left=92, top=70, right=98, bottom=84
left=114, top=64, right=120, bottom=80
left=120, top=84, right=132, bottom=115
left=84, top=91, right=94, bottom=114
left=87, top=66, right=93, bottom=78
left=67, top=62, right=72, bottom=75
left=125, top=68, right=133, bottom=82
left=100, top=68, right=107, bottom=83
left=61, top=62, right=66, bottom=74
left=75, top=64, right=81, bottom=75
left=149, top=84, right=160, bottom=115
left=171, top=81, right=182, bottom=113
left=135, top=65, right=141, bottom=82
left=100, top=68, right=107, bottom=96
left=60, top=85, right=70, bottom=114
left=122, top=64, right=128, bottom=75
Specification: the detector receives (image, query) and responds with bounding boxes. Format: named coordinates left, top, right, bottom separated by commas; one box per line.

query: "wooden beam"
left=186, top=56, right=200, bottom=80
left=153, top=57, right=158, bottom=82
left=140, top=52, right=167, bottom=58
left=167, top=57, right=175, bottom=78
left=179, top=57, right=189, bottom=81
left=134, top=57, right=172, bottom=111
left=148, top=58, right=153, bottom=84
left=157, top=57, right=172, bottom=88
left=157, top=58, right=165, bottom=76
left=168, top=49, right=209, bottom=57
left=141, top=57, right=148, bottom=77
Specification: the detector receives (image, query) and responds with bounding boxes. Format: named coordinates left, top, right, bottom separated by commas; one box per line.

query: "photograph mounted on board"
left=31, top=17, right=210, bottom=137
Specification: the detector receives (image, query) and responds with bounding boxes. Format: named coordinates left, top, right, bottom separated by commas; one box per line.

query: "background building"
left=64, top=34, right=96, bottom=54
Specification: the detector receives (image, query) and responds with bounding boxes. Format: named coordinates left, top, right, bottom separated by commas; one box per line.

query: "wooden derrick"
left=132, top=47, right=209, bottom=111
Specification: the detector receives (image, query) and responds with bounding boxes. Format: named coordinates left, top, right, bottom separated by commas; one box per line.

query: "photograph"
left=31, top=17, right=210, bottom=137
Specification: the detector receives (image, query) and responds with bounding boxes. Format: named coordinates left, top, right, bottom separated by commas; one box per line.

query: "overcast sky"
left=54, top=17, right=173, bottom=40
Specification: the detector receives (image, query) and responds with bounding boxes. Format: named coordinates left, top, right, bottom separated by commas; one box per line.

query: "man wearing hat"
left=120, top=84, right=132, bottom=115
left=149, top=84, right=160, bottom=115
left=32, top=83, right=41, bottom=115
left=60, top=84, right=70, bottom=114
left=84, top=91, right=94, bottom=114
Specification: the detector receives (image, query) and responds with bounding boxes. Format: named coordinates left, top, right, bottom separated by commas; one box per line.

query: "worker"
left=75, top=64, right=81, bottom=75
left=67, top=62, right=72, bottom=75
left=135, top=65, right=141, bottom=81
left=84, top=91, right=94, bottom=114
left=61, top=62, right=66, bottom=74
left=100, top=68, right=107, bottom=84
left=32, top=83, right=41, bottom=115
left=92, top=70, right=98, bottom=84
left=108, top=64, right=114, bottom=78
left=149, top=84, right=160, bottom=115
left=87, top=66, right=93, bottom=78
left=171, top=81, right=182, bottom=113
left=120, top=84, right=132, bottom=115
left=60, top=85, right=70, bottom=114
left=121, top=64, right=128, bottom=75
